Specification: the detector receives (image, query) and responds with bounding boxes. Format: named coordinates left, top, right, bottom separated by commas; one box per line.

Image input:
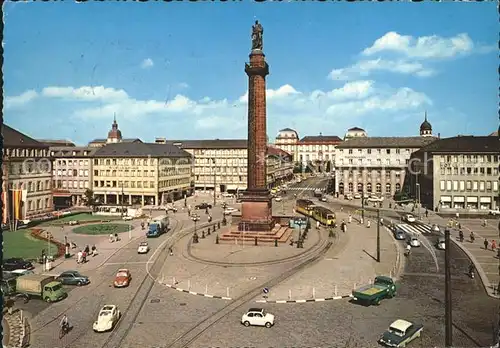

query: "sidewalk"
left=259, top=210, right=402, bottom=302
left=425, top=211, right=500, bottom=298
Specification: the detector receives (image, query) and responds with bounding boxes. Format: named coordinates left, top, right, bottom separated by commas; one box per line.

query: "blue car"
left=393, top=228, right=405, bottom=240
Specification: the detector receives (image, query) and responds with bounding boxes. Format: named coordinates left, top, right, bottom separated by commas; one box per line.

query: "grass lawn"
left=4, top=230, right=59, bottom=259
left=41, top=212, right=120, bottom=226
left=73, top=223, right=132, bottom=235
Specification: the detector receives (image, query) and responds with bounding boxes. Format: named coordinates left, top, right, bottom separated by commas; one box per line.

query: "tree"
left=82, top=189, right=96, bottom=210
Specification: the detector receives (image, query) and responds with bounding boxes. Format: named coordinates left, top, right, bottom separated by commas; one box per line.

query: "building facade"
left=48, top=147, right=96, bottom=208
left=274, top=129, right=342, bottom=171
left=156, top=139, right=294, bottom=193
left=406, top=136, right=500, bottom=211
left=335, top=117, right=437, bottom=197
left=2, top=125, right=53, bottom=221
left=91, top=143, right=194, bottom=206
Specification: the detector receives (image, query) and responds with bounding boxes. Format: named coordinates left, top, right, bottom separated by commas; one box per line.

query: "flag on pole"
left=2, top=191, right=7, bottom=224
left=13, top=189, right=22, bottom=220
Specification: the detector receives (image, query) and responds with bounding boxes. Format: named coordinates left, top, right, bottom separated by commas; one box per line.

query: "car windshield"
left=116, top=272, right=128, bottom=277
left=389, top=327, right=405, bottom=337
left=140, top=242, right=148, bottom=246
left=99, top=310, right=112, bottom=317
left=50, top=283, right=62, bottom=291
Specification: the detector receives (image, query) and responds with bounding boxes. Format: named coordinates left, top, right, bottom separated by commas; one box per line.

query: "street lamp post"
left=416, top=182, right=421, bottom=220
left=120, top=183, right=125, bottom=218
left=444, top=228, right=453, bottom=347
left=376, top=209, right=381, bottom=262
left=212, top=158, right=216, bottom=207
left=361, top=191, right=365, bottom=223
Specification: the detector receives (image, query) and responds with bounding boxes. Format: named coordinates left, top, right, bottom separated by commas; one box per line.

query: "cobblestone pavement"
left=158, top=226, right=324, bottom=299
left=260, top=211, right=401, bottom=301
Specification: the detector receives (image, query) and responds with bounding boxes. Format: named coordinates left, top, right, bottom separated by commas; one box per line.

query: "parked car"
left=195, top=203, right=212, bottom=210
left=379, top=319, right=423, bottom=347
left=320, top=196, right=327, bottom=202
left=3, top=258, right=34, bottom=272
left=353, top=193, right=362, bottom=199
left=68, top=220, right=79, bottom=226
left=93, top=305, right=121, bottom=332
left=9, top=269, right=35, bottom=277
left=436, top=237, right=445, bottom=250
left=406, top=235, right=421, bottom=247
left=489, top=208, right=500, bottom=216
left=113, top=269, right=131, bottom=288
left=393, top=227, right=405, bottom=240
left=56, top=270, right=90, bottom=286
left=122, top=216, right=133, bottom=221
left=137, top=242, right=150, bottom=254
left=241, top=308, right=275, bottom=328
left=403, top=214, right=416, bottom=223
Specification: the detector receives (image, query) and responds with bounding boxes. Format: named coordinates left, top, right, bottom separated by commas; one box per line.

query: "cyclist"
left=60, top=314, right=69, bottom=332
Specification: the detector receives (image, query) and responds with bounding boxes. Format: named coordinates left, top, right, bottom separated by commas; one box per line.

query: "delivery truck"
left=351, top=276, right=396, bottom=306
left=146, top=215, right=169, bottom=238
left=16, top=274, right=67, bottom=302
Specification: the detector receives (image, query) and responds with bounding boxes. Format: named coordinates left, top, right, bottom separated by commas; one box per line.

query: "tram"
left=311, top=206, right=336, bottom=227
left=295, top=199, right=316, bottom=216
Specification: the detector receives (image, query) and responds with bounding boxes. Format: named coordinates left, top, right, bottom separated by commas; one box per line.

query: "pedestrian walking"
left=348, top=214, right=352, bottom=224
left=77, top=250, right=83, bottom=264
left=491, top=239, right=497, bottom=252
left=484, top=238, right=489, bottom=250
left=425, top=209, right=428, bottom=218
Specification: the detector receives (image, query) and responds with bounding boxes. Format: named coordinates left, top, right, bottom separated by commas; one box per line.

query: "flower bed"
left=30, top=229, right=66, bottom=259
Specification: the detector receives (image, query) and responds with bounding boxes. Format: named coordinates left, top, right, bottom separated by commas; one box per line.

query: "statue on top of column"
left=251, top=20, right=263, bottom=51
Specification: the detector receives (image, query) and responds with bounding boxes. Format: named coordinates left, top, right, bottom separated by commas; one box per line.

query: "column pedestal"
left=238, top=189, right=274, bottom=231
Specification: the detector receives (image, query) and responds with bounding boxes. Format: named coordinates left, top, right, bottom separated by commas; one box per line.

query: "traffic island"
left=72, top=223, right=132, bottom=235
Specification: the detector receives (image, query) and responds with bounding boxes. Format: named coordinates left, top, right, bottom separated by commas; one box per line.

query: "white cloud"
left=178, top=82, right=190, bottom=89
left=362, top=32, right=476, bottom=59
left=140, top=58, right=154, bottom=69
left=42, top=86, right=129, bottom=101
left=4, top=90, right=38, bottom=109
left=16, top=81, right=431, bottom=132
left=329, top=58, right=435, bottom=81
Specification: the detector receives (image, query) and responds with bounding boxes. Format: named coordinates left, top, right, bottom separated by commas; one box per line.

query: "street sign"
left=262, top=287, right=269, bottom=294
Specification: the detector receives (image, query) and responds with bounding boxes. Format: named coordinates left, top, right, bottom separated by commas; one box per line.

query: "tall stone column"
left=239, top=43, right=274, bottom=232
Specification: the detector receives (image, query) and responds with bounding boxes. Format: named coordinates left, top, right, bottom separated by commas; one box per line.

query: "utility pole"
left=376, top=209, right=381, bottom=262
left=361, top=192, right=365, bottom=223
left=444, top=228, right=453, bottom=347
left=212, top=158, right=216, bottom=207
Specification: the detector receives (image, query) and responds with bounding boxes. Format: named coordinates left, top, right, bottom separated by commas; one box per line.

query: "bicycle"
left=59, top=324, right=69, bottom=339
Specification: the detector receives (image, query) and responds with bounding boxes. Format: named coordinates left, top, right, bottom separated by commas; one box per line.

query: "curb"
left=256, top=294, right=352, bottom=303
left=161, top=283, right=232, bottom=300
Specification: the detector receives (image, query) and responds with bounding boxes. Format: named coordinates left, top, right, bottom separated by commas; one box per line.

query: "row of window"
left=27, top=198, right=51, bottom=212
left=94, top=180, right=156, bottom=189
left=94, top=169, right=156, bottom=178
left=93, top=158, right=156, bottom=166
left=55, top=169, right=90, bottom=177
left=194, top=167, right=248, bottom=174
left=339, top=158, right=410, bottom=166
left=439, top=154, right=499, bottom=163
left=439, top=166, right=498, bottom=176
left=439, top=180, right=499, bottom=192
left=56, top=159, right=90, bottom=166
left=339, top=182, right=402, bottom=193
left=4, top=148, right=49, bottom=158
left=55, top=180, right=89, bottom=190
left=340, top=148, right=414, bottom=155
left=8, top=180, right=51, bottom=192
left=192, top=149, right=246, bottom=156
left=343, top=170, right=403, bottom=178
left=158, top=178, right=190, bottom=189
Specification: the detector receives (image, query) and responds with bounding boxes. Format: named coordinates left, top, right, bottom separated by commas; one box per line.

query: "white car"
left=93, top=305, right=121, bottom=332
left=137, top=242, right=150, bottom=254
left=489, top=209, right=500, bottom=216
left=274, top=197, right=282, bottom=202
left=403, top=214, right=416, bottom=223
left=241, top=308, right=275, bottom=328
left=223, top=207, right=238, bottom=215
left=436, top=237, right=445, bottom=250
left=320, top=196, right=327, bottom=202
left=68, top=220, right=79, bottom=226
left=406, top=235, right=421, bottom=247
left=431, top=224, right=440, bottom=233
left=122, top=216, right=133, bottom=221
left=353, top=193, right=362, bottom=199
left=9, top=269, right=35, bottom=277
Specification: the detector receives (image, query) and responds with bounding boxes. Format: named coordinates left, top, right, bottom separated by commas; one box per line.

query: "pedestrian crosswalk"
left=287, top=187, right=325, bottom=191
left=396, top=223, right=432, bottom=235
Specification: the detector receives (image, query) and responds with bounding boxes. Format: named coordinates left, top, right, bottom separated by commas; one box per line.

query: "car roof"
left=117, top=269, right=129, bottom=272
left=390, top=319, right=413, bottom=332
left=248, top=308, right=263, bottom=312
left=101, top=305, right=115, bottom=311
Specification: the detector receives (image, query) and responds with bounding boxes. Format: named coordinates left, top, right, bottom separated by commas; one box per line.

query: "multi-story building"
left=48, top=146, right=96, bottom=208
left=334, top=116, right=437, bottom=197
left=92, top=142, right=193, bottom=206
left=274, top=129, right=342, bottom=171
left=406, top=136, right=500, bottom=211
left=2, top=125, right=53, bottom=221
left=155, top=139, right=294, bottom=193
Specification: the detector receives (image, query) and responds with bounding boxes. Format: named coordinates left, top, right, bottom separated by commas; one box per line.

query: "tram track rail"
left=165, top=240, right=333, bottom=348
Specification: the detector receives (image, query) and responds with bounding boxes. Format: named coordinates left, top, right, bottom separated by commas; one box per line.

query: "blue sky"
left=4, top=2, right=498, bottom=145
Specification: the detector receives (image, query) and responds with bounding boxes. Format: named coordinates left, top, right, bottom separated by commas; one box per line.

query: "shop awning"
left=466, top=197, right=478, bottom=203
left=440, top=196, right=452, bottom=202
left=480, top=197, right=491, bottom=203
left=453, top=196, right=465, bottom=203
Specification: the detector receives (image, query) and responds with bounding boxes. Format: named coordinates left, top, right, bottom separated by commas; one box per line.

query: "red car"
left=113, top=269, right=131, bottom=288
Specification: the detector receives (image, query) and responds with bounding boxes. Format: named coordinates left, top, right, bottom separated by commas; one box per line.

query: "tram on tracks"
left=295, top=199, right=337, bottom=227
